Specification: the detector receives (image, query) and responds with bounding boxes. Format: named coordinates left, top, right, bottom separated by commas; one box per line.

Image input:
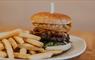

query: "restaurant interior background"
left=0, top=0, right=95, bottom=32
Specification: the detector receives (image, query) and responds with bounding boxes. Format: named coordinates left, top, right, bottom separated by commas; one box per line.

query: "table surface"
left=70, top=31, right=95, bottom=60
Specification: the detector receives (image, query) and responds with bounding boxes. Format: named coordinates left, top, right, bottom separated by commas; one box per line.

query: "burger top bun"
left=31, top=12, right=72, bottom=32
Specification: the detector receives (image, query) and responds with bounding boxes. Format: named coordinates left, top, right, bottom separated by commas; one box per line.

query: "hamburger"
left=31, top=12, right=72, bottom=52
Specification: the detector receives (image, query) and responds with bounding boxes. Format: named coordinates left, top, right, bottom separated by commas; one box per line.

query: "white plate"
left=0, top=35, right=86, bottom=60
left=46, top=35, right=86, bottom=60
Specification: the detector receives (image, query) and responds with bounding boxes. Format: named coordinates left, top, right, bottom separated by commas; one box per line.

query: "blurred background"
left=0, top=0, right=95, bottom=32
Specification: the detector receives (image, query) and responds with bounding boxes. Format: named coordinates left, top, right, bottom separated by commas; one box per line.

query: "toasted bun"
left=31, top=12, right=72, bottom=32
left=31, top=12, right=71, bottom=24
left=46, top=43, right=71, bottom=51
left=45, top=43, right=71, bottom=55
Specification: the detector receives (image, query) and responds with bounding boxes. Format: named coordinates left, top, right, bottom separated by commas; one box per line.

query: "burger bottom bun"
left=46, top=43, right=71, bottom=51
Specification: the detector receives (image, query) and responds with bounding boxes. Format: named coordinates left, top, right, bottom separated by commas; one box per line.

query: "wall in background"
left=0, top=0, right=95, bottom=32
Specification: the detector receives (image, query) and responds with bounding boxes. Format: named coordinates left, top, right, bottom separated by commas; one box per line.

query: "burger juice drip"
left=31, top=28, right=70, bottom=47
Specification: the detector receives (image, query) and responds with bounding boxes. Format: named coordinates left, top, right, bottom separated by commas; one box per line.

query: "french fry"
left=14, top=52, right=32, bottom=59
left=19, top=43, right=45, bottom=53
left=8, top=38, right=18, bottom=49
left=0, top=29, right=22, bottom=40
left=14, top=36, right=24, bottom=44
left=0, top=42, right=4, bottom=50
left=29, top=52, right=53, bottom=60
left=14, top=52, right=53, bottom=59
left=19, top=33, right=41, bottom=40
left=46, top=50, right=63, bottom=55
left=29, top=50, right=36, bottom=55
left=0, top=29, right=51, bottom=59
left=24, top=39, right=43, bottom=47
left=0, top=51, right=7, bottom=58
left=2, top=39, right=14, bottom=59
left=20, top=48, right=27, bottom=54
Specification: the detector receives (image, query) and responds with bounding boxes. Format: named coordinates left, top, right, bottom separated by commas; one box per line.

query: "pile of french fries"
left=0, top=29, right=55, bottom=59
